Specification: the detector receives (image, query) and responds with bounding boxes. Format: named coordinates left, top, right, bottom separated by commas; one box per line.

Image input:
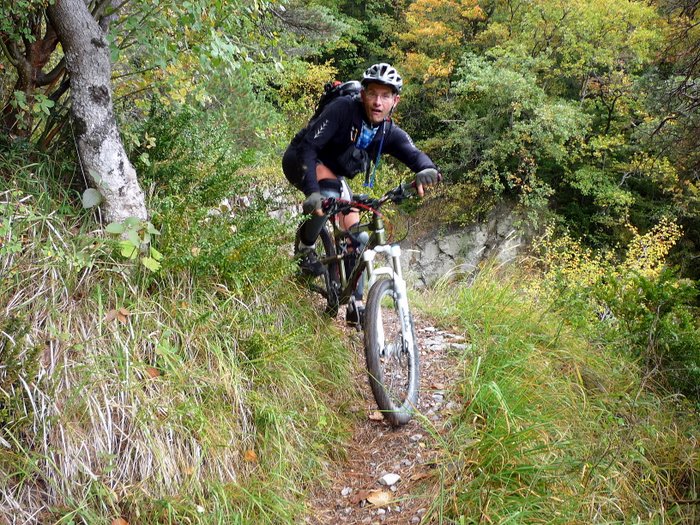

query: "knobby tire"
left=364, top=277, right=419, bottom=426
left=318, top=226, right=340, bottom=316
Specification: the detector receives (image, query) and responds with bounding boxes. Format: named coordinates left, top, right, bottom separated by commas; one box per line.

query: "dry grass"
left=0, top=185, right=354, bottom=523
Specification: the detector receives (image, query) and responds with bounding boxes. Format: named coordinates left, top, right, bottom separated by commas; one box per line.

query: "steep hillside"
left=1, top=162, right=697, bottom=524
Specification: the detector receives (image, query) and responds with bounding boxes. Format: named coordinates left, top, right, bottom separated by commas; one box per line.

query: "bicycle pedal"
left=297, top=250, right=325, bottom=277
left=346, top=303, right=365, bottom=328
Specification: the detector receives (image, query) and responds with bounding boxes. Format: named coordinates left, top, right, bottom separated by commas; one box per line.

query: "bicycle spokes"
left=364, top=278, right=419, bottom=425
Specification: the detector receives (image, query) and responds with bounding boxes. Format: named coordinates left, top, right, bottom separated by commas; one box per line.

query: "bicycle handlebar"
left=321, top=182, right=415, bottom=216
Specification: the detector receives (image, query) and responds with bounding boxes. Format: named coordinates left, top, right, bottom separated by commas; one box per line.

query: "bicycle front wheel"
left=364, top=277, right=419, bottom=426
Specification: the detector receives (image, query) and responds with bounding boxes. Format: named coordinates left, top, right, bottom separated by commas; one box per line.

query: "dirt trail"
left=305, top=311, right=465, bottom=525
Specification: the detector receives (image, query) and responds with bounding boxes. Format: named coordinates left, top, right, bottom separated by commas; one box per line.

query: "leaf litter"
left=304, top=311, right=464, bottom=524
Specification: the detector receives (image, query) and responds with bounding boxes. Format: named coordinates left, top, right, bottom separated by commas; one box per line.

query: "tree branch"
left=36, top=58, right=65, bottom=86
left=0, top=35, right=20, bottom=67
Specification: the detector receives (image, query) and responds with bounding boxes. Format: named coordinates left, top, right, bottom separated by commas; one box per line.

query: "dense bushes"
left=533, top=220, right=700, bottom=401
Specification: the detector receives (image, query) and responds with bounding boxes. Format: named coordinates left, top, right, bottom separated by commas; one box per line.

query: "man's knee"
left=319, top=178, right=342, bottom=199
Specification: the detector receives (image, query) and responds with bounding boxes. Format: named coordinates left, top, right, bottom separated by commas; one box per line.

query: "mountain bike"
left=294, top=183, right=419, bottom=426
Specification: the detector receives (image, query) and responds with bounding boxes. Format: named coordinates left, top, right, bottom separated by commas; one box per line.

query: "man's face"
left=361, top=82, right=399, bottom=125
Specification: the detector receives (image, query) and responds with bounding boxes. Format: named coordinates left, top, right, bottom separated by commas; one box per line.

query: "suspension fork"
left=364, top=244, right=414, bottom=350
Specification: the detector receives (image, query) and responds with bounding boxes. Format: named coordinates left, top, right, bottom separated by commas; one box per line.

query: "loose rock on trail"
left=305, top=313, right=466, bottom=525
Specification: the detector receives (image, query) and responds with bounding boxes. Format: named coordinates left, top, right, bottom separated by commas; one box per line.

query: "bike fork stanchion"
left=364, top=244, right=415, bottom=349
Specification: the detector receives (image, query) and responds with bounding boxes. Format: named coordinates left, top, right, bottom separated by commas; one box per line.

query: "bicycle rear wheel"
left=295, top=225, right=340, bottom=317
left=364, top=277, right=419, bottom=426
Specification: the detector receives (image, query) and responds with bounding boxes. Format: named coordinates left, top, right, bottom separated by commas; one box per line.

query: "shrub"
left=532, top=219, right=700, bottom=401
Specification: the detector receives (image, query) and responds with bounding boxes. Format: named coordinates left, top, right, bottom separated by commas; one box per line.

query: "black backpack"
left=290, top=79, right=369, bottom=181
left=308, top=80, right=361, bottom=124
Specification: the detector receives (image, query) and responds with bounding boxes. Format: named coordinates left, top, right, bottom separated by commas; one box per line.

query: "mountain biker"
left=283, top=62, right=441, bottom=324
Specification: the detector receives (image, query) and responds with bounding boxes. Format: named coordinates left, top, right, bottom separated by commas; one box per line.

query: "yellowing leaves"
left=623, top=218, right=682, bottom=279
left=532, top=216, right=683, bottom=307
left=105, top=307, right=131, bottom=324
left=401, top=0, right=485, bottom=55
left=366, top=490, right=393, bottom=506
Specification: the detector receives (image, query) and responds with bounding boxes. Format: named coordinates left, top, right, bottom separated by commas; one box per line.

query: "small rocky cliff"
left=260, top=188, right=530, bottom=287
left=401, top=202, right=529, bottom=287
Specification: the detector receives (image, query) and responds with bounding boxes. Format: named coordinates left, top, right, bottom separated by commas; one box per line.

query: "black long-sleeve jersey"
left=285, top=96, right=437, bottom=195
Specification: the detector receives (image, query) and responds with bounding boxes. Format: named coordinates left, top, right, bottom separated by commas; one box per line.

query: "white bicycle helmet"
left=361, top=63, right=403, bottom=93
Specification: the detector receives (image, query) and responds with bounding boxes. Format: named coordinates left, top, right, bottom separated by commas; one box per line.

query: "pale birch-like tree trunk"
left=47, top=0, right=147, bottom=223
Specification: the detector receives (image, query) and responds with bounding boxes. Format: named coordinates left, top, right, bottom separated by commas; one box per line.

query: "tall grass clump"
left=0, top=139, right=356, bottom=523
left=417, top=264, right=698, bottom=524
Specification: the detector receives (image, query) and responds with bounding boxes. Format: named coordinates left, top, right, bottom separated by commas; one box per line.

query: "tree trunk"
left=47, top=0, right=147, bottom=223
left=1, top=18, right=61, bottom=137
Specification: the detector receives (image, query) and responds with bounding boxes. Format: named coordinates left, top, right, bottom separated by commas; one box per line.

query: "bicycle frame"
left=302, top=189, right=420, bottom=425
left=305, top=181, right=428, bottom=425
left=326, top=208, right=411, bottom=323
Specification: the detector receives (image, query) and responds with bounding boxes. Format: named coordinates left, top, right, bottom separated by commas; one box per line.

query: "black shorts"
left=283, top=144, right=345, bottom=198
left=282, top=144, right=304, bottom=192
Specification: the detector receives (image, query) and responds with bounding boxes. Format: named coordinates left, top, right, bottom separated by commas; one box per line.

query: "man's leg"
left=297, top=178, right=342, bottom=245
left=296, top=177, right=342, bottom=275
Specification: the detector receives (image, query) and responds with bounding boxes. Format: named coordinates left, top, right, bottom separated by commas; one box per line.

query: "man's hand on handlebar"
left=414, top=168, right=442, bottom=198
left=303, top=192, right=325, bottom=216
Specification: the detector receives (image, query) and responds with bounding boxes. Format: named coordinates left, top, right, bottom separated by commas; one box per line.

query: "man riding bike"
left=282, top=62, right=440, bottom=324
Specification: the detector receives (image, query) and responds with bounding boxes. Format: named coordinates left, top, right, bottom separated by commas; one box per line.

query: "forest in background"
left=1, top=0, right=699, bottom=523
left=3, top=0, right=698, bottom=398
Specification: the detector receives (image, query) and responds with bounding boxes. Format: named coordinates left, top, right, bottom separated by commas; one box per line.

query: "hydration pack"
left=308, top=80, right=361, bottom=124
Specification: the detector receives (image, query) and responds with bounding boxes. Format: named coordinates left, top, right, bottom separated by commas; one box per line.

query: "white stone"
left=379, top=473, right=401, bottom=486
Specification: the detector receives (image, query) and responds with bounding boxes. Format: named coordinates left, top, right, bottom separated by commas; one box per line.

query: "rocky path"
left=305, top=313, right=466, bottom=524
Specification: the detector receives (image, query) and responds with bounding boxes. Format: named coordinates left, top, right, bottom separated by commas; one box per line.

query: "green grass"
left=2, top=141, right=697, bottom=524
left=415, top=268, right=699, bottom=525
left=0, top=154, right=358, bottom=523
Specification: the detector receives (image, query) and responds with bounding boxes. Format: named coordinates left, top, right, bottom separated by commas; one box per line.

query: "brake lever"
left=387, top=182, right=416, bottom=203
left=321, top=197, right=337, bottom=213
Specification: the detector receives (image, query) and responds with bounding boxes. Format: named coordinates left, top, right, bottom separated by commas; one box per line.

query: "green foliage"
left=479, top=0, right=664, bottom=97
left=254, top=59, right=339, bottom=135
left=416, top=267, right=699, bottom=524
left=132, top=104, right=248, bottom=206
left=128, top=103, right=291, bottom=289
left=311, top=0, right=404, bottom=78
left=387, top=0, right=684, bottom=249
left=161, top=205, right=290, bottom=291
left=430, top=53, right=588, bottom=219
left=7, top=91, right=55, bottom=133
left=532, top=219, right=700, bottom=401
left=569, top=163, right=635, bottom=227
left=0, top=0, right=53, bottom=42
left=601, top=269, right=700, bottom=399
left=112, top=0, right=280, bottom=98
left=1, top=0, right=282, bottom=147
left=105, top=217, right=163, bottom=272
